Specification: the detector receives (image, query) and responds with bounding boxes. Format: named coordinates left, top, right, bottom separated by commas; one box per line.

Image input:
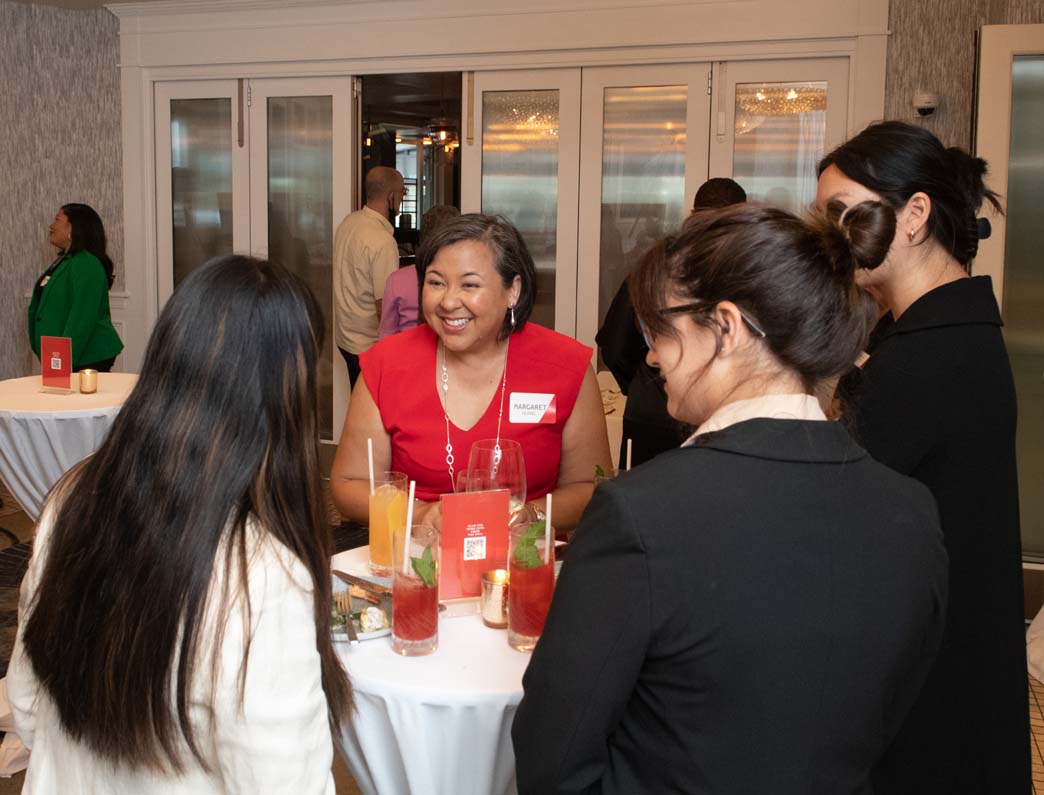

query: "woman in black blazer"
left=817, top=121, right=1029, bottom=794
left=513, top=204, right=948, bottom=794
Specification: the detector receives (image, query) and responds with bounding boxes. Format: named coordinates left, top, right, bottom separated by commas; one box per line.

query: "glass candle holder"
left=78, top=369, right=98, bottom=394
left=480, top=569, right=509, bottom=628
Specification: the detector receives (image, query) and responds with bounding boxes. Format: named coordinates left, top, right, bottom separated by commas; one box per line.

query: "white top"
left=683, top=393, right=827, bottom=445
left=333, top=206, right=400, bottom=355
left=8, top=503, right=336, bottom=795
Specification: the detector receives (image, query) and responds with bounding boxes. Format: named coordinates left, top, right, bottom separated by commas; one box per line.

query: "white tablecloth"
left=0, top=373, right=137, bottom=520
left=333, top=546, right=530, bottom=795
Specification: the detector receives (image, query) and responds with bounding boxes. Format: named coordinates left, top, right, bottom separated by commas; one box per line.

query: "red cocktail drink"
left=391, top=522, right=439, bottom=656
left=393, top=576, right=438, bottom=641
left=508, top=559, right=554, bottom=640
left=507, top=516, right=556, bottom=652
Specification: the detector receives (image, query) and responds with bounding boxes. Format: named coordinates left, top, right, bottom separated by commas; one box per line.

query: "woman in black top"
left=817, top=120, right=1028, bottom=794
left=513, top=203, right=948, bottom=794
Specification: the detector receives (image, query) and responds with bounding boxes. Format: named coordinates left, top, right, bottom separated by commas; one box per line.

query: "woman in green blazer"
left=28, top=204, right=123, bottom=371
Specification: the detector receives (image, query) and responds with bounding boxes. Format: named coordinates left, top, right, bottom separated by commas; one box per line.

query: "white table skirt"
left=0, top=374, right=137, bottom=520
left=332, top=546, right=530, bottom=795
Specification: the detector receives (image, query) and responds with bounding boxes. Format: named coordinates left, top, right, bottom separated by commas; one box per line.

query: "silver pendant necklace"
left=440, top=340, right=510, bottom=492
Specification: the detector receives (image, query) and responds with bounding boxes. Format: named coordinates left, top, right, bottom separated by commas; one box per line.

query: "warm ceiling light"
left=423, top=137, right=432, bottom=145
left=365, top=137, right=371, bottom=147
left=736, top=84, right=826, bottom=116
left=395, top=136, right=402, bottom=143
left=428, top=117, right=457, bottom=145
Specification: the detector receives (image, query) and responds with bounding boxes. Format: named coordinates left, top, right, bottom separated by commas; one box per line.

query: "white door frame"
left=154, top=80, right=250, bottom=307
left=575, top=63, right=712, bottom=350
left=247, top=76, right=354, bottom=439
left=708, top=57, right=851, bottom=186
left=974, top=24, right=1044, bottom=307
left=462, top=68, right=582, bottom=336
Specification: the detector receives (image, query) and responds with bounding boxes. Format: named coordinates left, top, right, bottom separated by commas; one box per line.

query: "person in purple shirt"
left=378, top=204, right=459, bottom=339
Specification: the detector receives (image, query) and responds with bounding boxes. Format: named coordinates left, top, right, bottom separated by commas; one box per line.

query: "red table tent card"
left=40, top=336, right=72, bottom=391
left=439, top=489, right=509, bottom=599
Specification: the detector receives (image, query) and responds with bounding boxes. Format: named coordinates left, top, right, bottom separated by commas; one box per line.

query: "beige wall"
left=0, top=2, right=122, bottom=380
left=884, top=0, right=1044, bottom=149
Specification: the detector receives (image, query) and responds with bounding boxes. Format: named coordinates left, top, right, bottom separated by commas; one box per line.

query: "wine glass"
left=465, top=438, right=527, bottom=519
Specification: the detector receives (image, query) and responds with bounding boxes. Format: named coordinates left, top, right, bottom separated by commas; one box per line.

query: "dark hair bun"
left=818, top=199, right=894, bottom=280
left=946, top=147, right=990, bottom=204
left=838, top=200, right=895, bottom=271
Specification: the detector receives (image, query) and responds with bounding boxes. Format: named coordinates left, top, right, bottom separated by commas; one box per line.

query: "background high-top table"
left=0, top=373, right=137, bottom=520
left=332, top=545, right=530, bottom=795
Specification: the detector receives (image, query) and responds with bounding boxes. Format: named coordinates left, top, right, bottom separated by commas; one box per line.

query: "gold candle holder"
left=78, top=369, right=98, bottom=394
left=480, top=569, right=509, bottom=629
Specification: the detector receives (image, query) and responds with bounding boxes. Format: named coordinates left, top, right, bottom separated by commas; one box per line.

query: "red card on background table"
left=439, top=489, right=509, bottom=599
left=40, top=336, right=72, bottom=391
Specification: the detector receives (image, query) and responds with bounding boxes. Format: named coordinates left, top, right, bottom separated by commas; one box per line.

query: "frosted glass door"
left=462, top=70, right=581, bottom=335
left=708, top=59, right=849, bottom=213
left=1004, top=56, right=1044, bottom=557
left=576, top=65, right=711, bottom=349
left=155, top=81, right=250, bottom=303
left=249, top=78, right=352, bottom=442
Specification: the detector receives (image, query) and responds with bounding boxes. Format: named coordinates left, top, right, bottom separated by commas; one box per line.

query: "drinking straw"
left=402, top=480, right=417, bottom=575
left=544, top=493, right=552, bottom=565
left=625, top=438, right=633, bottom=472
left=367, top=438, right=375, bottom=496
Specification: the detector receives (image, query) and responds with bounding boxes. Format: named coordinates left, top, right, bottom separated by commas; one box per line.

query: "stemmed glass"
left=464, top=439, right=527, bottom=519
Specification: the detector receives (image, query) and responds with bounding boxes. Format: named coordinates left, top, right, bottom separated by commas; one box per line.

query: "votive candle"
left=481, top=569, right=509, bottom=629
left=78, top=369, right=98, bottom=394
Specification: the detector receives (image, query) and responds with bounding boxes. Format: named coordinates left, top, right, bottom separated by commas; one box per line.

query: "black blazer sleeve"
left=595, top=281, right=645, bottom=397
left=512, top=482, right=651, bottom=794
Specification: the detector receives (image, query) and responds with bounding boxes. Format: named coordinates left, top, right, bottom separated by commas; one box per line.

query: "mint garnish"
left=410, top=545, right=436, bottom=587
left=513, top=519, right=546, bottom=569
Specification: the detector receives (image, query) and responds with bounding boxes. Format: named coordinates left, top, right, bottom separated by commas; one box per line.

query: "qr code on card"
left=463, top=536, right=487, bottom=561
left=50, top=357, right=62, bottom=370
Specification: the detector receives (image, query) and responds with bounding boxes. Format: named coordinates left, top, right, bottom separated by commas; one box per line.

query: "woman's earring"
left=509, top=304, right=516, bottom=327
left=907, top=228, right=916, bottom=242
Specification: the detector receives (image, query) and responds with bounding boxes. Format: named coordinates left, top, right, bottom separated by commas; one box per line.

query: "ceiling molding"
left=105, top=0, right=393, bottom=17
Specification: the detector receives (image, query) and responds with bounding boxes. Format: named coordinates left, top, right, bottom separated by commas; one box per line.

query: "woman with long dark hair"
left=513, top=204, right=947, bottom=793
left=817, top=120, right=1029, bottom=794
left=28, top=203, right=123, bottom=372
left=9, top=256, right=352, bottom=792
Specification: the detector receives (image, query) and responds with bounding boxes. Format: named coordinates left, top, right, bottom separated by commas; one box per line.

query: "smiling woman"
left=330, top=214, right=612, bottom=533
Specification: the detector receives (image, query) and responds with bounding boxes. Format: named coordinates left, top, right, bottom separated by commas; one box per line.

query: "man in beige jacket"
left=334, top=166, right=405, bottom=387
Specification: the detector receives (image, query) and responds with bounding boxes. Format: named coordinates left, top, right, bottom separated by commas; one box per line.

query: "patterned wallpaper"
left=885, top=0, right=1044, bottom=149
left=0, top=2, right=122, bottom=380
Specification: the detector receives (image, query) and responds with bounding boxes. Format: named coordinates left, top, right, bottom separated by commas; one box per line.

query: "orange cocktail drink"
left=369, top=472, right=408, bottom=576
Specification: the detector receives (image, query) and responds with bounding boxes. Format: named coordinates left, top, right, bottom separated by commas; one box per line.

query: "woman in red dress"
left=331, top=214, right=612, bottom=531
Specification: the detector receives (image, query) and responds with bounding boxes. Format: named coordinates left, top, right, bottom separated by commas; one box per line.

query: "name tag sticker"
left=510, top=392, right=556, bottom=424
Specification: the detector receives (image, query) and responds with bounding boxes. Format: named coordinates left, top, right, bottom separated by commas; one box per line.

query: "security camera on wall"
left=913, top=91, right=939, bottom=116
